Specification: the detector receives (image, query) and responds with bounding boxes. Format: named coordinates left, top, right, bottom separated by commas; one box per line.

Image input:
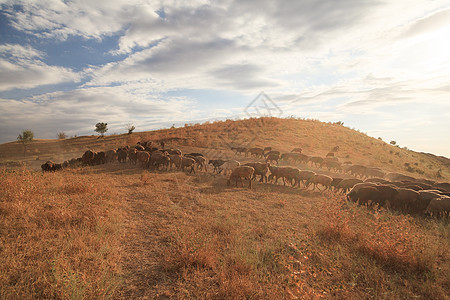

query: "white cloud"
left=0, top=85, right=199, bottom=142
left=1, top=0, right=450, bottom=156
left=0, top=59, right=80, bottom=91
left=0, top=44, right=80, bottom=91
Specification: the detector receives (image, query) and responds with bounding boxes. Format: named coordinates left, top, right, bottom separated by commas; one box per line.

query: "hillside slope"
left=1, top=117, right=448, bottom=180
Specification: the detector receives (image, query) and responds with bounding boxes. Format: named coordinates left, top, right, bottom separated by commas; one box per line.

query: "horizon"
left=1, top=1, right=449, bottom=157
left=6, top=116, right=449, bottom=160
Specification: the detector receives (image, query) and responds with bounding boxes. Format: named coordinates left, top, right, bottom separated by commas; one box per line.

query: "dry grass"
left=0, top=167, right=126, bottom=299
left=1, top=164, right=449, bottom=299
left=314, top=198, right=449, bottom=299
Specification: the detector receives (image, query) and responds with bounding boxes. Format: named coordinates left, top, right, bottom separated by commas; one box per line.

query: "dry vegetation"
left=0, top=168, right=125, bottom=299
left=0, top=117, right=449, bottom=298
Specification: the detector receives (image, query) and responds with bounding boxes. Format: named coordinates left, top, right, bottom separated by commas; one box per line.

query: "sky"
left=0, top=0, right=449, bottom=157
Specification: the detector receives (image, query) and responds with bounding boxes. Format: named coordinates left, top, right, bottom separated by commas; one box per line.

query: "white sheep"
left=218, top=160, right=240, bottom=175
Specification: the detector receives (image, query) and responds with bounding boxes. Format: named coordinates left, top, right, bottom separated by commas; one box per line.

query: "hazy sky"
left=0, top=0, right=449, bottom=157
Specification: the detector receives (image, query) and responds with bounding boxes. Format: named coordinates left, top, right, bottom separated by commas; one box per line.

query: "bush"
left=57, top=132, right=66, bottom=139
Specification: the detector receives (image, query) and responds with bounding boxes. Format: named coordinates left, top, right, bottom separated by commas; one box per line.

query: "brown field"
left=0, top=117, right=449, bottom=299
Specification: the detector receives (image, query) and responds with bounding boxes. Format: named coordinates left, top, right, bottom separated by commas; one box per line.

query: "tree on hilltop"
left=17, top=129, right=34, bottom=156
left=95, top=122, right=108, bottom=137
left=126, top=123, right=135, bottom=134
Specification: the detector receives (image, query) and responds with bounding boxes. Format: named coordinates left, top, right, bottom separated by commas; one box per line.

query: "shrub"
left=57, top=132, right=66, bottom=139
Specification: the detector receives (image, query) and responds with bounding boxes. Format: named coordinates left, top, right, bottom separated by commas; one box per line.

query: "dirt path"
left=115, top=171, right=199, bottom=298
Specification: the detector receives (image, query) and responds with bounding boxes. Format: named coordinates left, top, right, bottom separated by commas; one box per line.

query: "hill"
left=1, top=117, right=448, bottom=180
left=1, top=117, right=449, bottom=299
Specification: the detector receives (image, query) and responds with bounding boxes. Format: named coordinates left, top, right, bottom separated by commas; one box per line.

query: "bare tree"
left=126, top=123, right=136, bottom=134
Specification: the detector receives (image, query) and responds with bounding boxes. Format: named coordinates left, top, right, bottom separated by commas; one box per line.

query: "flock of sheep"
left=40, top=142, right=450, bottom=217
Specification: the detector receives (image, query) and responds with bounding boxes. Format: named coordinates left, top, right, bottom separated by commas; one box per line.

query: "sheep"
left=93, top=151, right=106, bottom=165
left=69, top=158, right=79, bottom=167
left=137, top=151, right=150, bottom=169
left=348, top=186, right=384, bottom=206
left=268, top=166, right=287, bottom=185
left=425, top=196, right=450, bottom=217
left=294, top=170, right=316, bottom=188
left=268, top=165, right=282, bottom=184
left=82, top=150, right=95, bottom=166
left=227, top=166, right=255, bottom=188
left=322, top=160, right=342, bottom=173
left=181, top=157, right=196, bottom=174
left=117, top=149, right=128, bottom=163
left=105, top=149, right=118, bottom=163
left=246, top=147, right=264, bottom=158
left=308, top=156, right=324, bottom=168
left=331, top=177, right=344, bottom=191
left=231, top=147, right=247, bottom=156
left=169, top=154, right=182, bottom=170
left=335, top=178, right=364, bottom=194
left=148, top=151, right=161, bottom=167
left=291, top=148, right=302, bottom=153
left=389, top=188, right=419, bottom=213
left=280, top=153, right=309, bottom=164
left=154, top=155, right=171, bottom=171
left=306, top=174, right=333, bottom=193
left=196, top=156, right=208, bottom=171
left=134, top=145, right=145, bottom=151
left=62, top=160, right=69, bottom=168
left=265, top=153, right=280, bottom=165
left=243, top=162, right=270, bottom=183
left=295, top=153, right=310, bottom=164
left=128, top=148, right=138, bottom=165
left=268, top=166, right=300, bottom=186
left=208, top=159, right=226, bottom=173
left=41, top=160, right=55, bottom=172
left=346, top=165, right=368, bottom=178
left=284, top=167, right=302, bottom=186
left=218, top=160, right=240, bottom=175
left=186, top=155, right=207, bottom=171
left=373, top=185, right=399, bottom=207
